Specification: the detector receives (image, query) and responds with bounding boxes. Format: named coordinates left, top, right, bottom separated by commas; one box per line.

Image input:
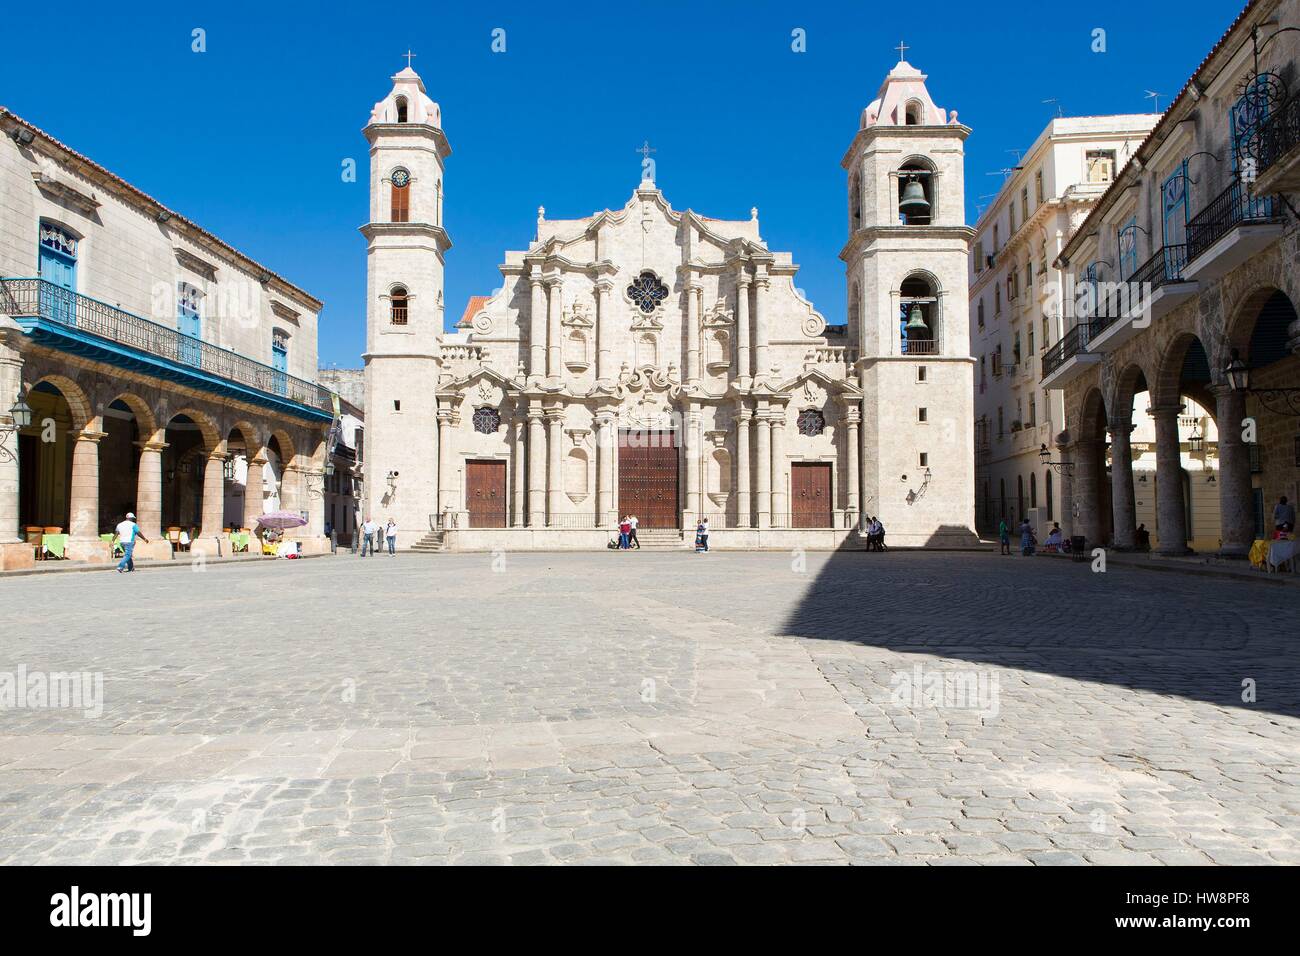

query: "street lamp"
left=0, top=390, right=33, bottom=463
left=1224, top=349, right=1250, bottom=392
left=324, top=459, right=336, bottom=477
left=1224, top=347, right=1300, bottom=416
left=1039, top=443, right=1075, bottom=476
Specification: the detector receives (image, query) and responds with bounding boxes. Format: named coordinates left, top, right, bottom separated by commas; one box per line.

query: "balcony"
left=1251, top=90, right=1300, bottom=195
left=1183, top=180, right=1284, bottom=281
left=0, top=277, right=333, bottom=422
left=1040, top=322, right=1100, bottom=388
left=1088, top=244, right=1198, bottom=353
left=900, top=338, right=938, bottom=356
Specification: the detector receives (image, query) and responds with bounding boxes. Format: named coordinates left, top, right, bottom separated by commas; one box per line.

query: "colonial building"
left=362, top=61, right=977, bottom=549
left=970, top=114, right=1158, bottom=535
left=1046, top=0, right=1300, bottom=556
left=0, top=109, right=333, bottom=569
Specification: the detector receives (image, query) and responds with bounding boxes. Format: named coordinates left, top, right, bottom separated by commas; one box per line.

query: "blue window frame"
left=37, top=222, right=78, bottom=325
left=271, top=329, right=288, bottom=396
left=177, top=283, right=202, bottom=367
left=1118, top=216, right=1138, bottom=279
left=1230, top=74, right=1273, bottom=172
left=1161, top=163, right=1188, bottom=250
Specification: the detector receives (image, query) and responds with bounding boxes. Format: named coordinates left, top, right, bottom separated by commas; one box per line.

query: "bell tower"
left=841, top=55, right=978, bottom=547
left=361, top=61, right=451, bottom=534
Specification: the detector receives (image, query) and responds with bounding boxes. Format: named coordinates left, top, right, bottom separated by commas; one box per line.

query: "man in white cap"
left=114, top=512, right=149, bottom=573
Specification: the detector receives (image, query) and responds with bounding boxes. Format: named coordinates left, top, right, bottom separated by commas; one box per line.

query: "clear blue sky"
left=0, top=0, right=1241, bottom=368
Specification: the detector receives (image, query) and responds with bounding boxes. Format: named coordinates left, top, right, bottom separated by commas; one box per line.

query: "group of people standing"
left=356, top=517, right=397, bottom=556
left=615, top=515, right=640, bottom=550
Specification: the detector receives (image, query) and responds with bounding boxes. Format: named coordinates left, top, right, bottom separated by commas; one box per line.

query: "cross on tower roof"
left=635, top=140, right=656, bottom=159
left=895, top=40, right=909, bottom=62
left=403, top=49, right=417, bottom=69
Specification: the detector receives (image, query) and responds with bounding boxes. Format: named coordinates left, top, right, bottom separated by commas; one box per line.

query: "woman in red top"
left=618, top=518, right=632, bottom=550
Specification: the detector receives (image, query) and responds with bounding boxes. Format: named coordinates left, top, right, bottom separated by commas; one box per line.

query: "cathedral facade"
left=362, top=61, right=976, bottom=549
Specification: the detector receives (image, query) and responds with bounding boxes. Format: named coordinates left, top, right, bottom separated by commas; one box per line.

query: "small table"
left=100, top=533, right=124, bottom=556
left=42, top=534, right=69, bottom=559
left=276, top=540, right=300, bottom=558
left=1267, top=538, right=1298, bottom=573
left=228, top=531, right=250, bottom=553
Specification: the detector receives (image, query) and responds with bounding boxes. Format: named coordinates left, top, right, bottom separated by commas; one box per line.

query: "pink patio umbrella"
left=254, top=510, right=308, bottom=531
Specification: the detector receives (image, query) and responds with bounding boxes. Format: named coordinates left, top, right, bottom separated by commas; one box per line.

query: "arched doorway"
left=162, top=414, right=207, bottom=531
left=1076, top=387, right=1112, bottom=547
left=1153, top=333, right=1220, bottom=554
left=17, top=380, right=77, bottom=532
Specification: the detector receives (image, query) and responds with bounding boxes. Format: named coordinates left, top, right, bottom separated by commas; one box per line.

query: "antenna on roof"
left=1006, top=148, right=1024, bottom=163
left=986, top=169, right=1015, bottom=181
left=1144, top=90, right=1164, bottom=113
left=1042, top=98, right=1064, bottom=118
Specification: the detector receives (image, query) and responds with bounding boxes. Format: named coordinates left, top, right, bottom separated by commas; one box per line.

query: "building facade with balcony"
left=970, top=115, right=1158, bottom=535
left=0, top=109, right=334, bottom=568
left=1046, top=0, right=1300, bottom=556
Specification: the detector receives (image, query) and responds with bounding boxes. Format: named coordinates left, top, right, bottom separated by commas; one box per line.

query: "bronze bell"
left=905, top=303, right=928, bottom=331
left=899, top=176, right=930, bottom=217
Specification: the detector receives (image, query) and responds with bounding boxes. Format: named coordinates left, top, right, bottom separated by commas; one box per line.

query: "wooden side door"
left=466, top=459, right=507, bottom=528
left=791, top=463, right=832, bottom=528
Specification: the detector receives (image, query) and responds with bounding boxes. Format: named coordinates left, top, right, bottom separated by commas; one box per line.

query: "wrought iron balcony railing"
left=1251, top=89, right=1300, bottom=178
left=1185, top=179, right=1279, bottom=263
left=0, top=277, right=333, bottom=414
left=1041, top=322, right=1092, bottom=380
left=1129, top=243, right=1189, bottom=290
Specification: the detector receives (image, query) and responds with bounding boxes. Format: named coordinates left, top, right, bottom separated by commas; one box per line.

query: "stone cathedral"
left=362, top=60, right=977, bottom=549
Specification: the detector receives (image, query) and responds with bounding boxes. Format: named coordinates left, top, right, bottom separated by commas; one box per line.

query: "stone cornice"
left=359, top=221, right=452, bottom=256
left=841, top=123, right=971, bottom=168
left=363, top=122, right=452, bottom=159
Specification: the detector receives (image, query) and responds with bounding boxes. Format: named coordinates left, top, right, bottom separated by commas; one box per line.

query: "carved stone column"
left=755, top=408, right=771, bottom=530
left=546, top=279, right=563, bottom=380
left=243, top=450, right=266, bottom=532
left=596, top=411, right=616, bottom=527
left=0, top=341, right=23, bottom=549
left=198, top=449, right=227, bottom=539
left=1109, top=416, right=1137, bottom=549
left=735, top=407, right=752, bottom=528
left=1072, top=438, right=1102, bottom=549
left=684, top=405, right=700, bottom=527
left=546, top=408, right=564, bottom=525
left=528, top=275, right=546, bottom=380
left=753, top=271, right=771, bottom=382
left=595, top=280, right=614, bottom=383
left=511, top=412, right=526, bottom=528
left=1212, top=385, right=1253, bottom=557
left=736, top=271, right=752, bottom=383
left=685, top=279, right=701, bottom=385
left=845, top=407, right=861, bottom=526
left=527, top=406, right=546, bottom=527
left=437, top=406, right=456, bottom=516
left=136, top=434, right=167, bottom=539
left=1150, top=403, right=1189, bottom=555
left=65, top=428, right=106, bottom=560
left=770, top=410, right=787, bottom=528
left=1057, top=440, right=1075, bottom=539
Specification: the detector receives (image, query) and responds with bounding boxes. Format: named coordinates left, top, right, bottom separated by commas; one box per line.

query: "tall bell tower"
left=361, top=62, right=451, bottom=534
left=841, top=55, right=978, bottom=547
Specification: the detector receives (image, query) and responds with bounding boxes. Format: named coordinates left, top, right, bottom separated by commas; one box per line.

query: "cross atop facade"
left=895, top=41, right=909, bottom=62
left=635, top=140, right=656, bottom=160
left=403, top=50, right=417, bottom=69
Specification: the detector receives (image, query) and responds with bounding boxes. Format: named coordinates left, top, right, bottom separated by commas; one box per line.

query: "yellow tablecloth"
left=1250, top=539, right=1271, bottom=568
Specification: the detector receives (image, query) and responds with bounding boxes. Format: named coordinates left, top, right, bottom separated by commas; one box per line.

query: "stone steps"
left=628, top=530, right=686, bottom=551
left=407, top=531, right=447, bottom=553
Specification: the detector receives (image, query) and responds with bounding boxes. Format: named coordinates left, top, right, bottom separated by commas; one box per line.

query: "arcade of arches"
left=0, top=350, right=330, bottom=565
left=1058, top=287, right=1300, bottom=557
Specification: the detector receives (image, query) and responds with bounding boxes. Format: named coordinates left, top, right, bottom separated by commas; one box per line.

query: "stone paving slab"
left=0, top=550, right=1295, bottom=865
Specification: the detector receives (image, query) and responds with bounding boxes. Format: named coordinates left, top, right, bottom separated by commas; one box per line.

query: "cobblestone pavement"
left=1, top=550, right=1296, bottom=865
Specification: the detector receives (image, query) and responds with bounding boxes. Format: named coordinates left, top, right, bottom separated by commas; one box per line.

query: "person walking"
left=1019, top=518, right=1036, bottom=556
left=385, top=518, right=397, bottom=555
left=113, top=512, right=148, bottom=573
left=998, top=517, right=1011, bottom=555
left=618, top=516, right=631, bottom=550
left=628, top=514, right=640, bottom=550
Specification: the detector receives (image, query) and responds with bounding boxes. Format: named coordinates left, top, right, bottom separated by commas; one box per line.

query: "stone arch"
left=1224, top=284, right=1296, bottom=372
left=268, top=426, right=298, bottom=467
left=165, top=406, right=221, bottom=451
left=1153, top=331, right=1214, bottom=411
left=1078, top=386, right=1109, bottom=443
left=1110, top=362, right=1150, bottom=425
left=24, top=372, right=93, bottom=432
left=103, top=391, right=158, bottom=439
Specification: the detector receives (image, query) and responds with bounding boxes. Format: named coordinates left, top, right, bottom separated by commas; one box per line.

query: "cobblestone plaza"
left=0, top=551, right=1295, bottom=865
